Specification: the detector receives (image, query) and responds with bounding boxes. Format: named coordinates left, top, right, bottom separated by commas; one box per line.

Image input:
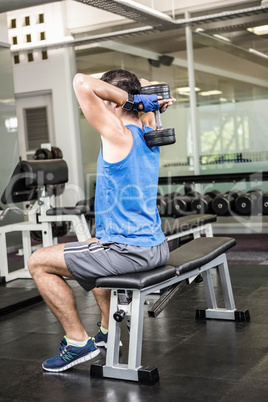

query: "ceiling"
left=2, top=0, right=267, bottom=60
left=2, top=0, right=268, bottom=94
left=0, top=0, right=61, bottom=13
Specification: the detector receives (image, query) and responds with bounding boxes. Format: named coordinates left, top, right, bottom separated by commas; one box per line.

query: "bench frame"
left=91, top=251, right=242, bottom=384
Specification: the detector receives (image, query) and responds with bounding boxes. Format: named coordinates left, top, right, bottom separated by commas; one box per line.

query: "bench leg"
left=91, top=288, right=159, bottom=384
left=197, top=254, right=249, bottom=321
left=204, top=223, right=213, bottom=237
left=218, top=255, right=236, bottom=311
left=199, top=255, right=237, bottom=320
left=0, top=232, right=8, bottom=282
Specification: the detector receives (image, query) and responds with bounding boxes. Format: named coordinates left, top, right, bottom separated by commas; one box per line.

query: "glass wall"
left=74, top=9, right=268, bottom=198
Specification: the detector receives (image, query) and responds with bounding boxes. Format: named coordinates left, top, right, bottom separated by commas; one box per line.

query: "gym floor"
left=1, top=257, right=268, bottom=402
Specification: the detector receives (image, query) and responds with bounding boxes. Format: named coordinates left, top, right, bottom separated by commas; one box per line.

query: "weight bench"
left=0, top=159, right=91, bottom=282
left=90, top=236, right=250, bottom=385
left=161, top=214, right=216, bottom=244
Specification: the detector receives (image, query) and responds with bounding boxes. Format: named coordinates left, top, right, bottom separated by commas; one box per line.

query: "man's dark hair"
left=100, top=69, right=141, bottom=95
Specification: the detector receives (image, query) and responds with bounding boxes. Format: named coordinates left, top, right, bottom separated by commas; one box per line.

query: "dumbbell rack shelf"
left=158, top=171, right=268, bottom=234
left=158, top=171, right=268, bottom=187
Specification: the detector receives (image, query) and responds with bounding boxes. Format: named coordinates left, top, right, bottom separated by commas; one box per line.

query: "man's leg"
left=86, top=238, right=111, bottom=331
left=92, top=287, right=111, bottom=330
left=28, top=243, right=88, bottom=341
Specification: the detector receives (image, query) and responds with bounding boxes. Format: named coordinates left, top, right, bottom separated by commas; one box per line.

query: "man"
left=28, top=69, right=176, bottom=372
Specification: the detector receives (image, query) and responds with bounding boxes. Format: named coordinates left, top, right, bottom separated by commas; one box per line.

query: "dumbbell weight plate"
left=235, top=192, right=259, bottom=215
left=144, top=128, right=176, bottom=147
left=212, top=194, right=232, bottom=216
left=34, top=148, right=53, bottom=160
left=191, top=195, right=212, bottom=214
left=156, top=195, right=167, bottom=216
left=140, top=84, right=170, bottom=99
left=51, top=146, right=63, bottom=159
left=259, top=193, right=268, bottom=215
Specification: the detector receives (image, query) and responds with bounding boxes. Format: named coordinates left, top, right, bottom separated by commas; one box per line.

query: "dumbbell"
left=258, top=192, right=268, bottom=215
left=139, top=84, right=176, bottom=147
left=156, top=194, right=168, bottom=217
left=172, top=191, right=200, bottom=217
left=212, top=190, right=243, bottom=216
left=191, top=190, right=221, bottom=214
left=34, top=148, right=53, bottom=160
left=34, top=146, right=63, bottom=160
left=164, top=192, right=181, bottom=216
left=235, top=189, right=264, bottom=215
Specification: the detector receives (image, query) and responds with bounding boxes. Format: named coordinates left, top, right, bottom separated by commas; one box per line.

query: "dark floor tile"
left=0, top=264, right=268, bottom=401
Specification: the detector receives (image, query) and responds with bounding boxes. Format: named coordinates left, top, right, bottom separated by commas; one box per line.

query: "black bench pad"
left=46, top=205, right=89, bottom=216
left=95, top=237, right=235, bottom=290
left=161, top=214, right=217, bottom=236
left=168, top=237, right=236, bottom=275
left=96, top=265, right=176, bottom=290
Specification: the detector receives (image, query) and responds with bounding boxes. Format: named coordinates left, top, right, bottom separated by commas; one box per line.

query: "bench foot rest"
left=196, top=308, right=250, bottom=322
left=90, top=361, right=159, bottom=385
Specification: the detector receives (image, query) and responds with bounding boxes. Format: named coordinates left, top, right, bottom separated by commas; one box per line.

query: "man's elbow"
left=73, top=73, right=85, bottom=90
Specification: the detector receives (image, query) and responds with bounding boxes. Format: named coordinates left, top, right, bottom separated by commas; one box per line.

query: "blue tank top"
left=94, top=124, right=165, bottom=247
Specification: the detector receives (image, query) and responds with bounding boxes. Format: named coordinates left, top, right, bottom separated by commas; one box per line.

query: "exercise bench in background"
left=161, top=214, right=216, bottom=246
left=90, top=236, right=250, bottom=385
left=0, top=159, right=90, bottom=282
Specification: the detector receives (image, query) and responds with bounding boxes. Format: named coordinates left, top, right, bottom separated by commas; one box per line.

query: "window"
left=25, top=16, right=30, bottom=26
left=42, top=50, right=48, bottom=60
left=40, top=32, right=46, bottom=41
left=11, top=19, right=16, bottom=29
left=14, top=55, right=20, bottom=64
left=25, top=107, right=49, bottom=150
left=26, top=34, right=31, bottom=43
left=28, top=53, right=34, bottom=62
left=39, top=13, right=44, bottom=24
left=12, top=37, right=18, bottom=45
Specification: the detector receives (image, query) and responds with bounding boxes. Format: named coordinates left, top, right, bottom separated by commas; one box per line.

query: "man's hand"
left=139, top=78, right=176, bottom=113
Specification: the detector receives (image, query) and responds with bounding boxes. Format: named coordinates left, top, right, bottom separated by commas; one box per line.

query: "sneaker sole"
left=42, top=348, right=100, bottom=372
left=95, top=341, right=123, bottom=348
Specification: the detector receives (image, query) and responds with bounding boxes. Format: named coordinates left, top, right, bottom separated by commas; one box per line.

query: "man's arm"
left=73, top=73, right=128, bottom=142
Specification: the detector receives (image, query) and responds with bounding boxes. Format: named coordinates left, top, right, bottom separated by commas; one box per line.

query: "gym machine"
left=0, top=159, right=90, bottom=283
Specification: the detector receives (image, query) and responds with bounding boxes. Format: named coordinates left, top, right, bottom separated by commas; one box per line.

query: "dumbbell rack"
left=158, top=171, right=268, bottom=234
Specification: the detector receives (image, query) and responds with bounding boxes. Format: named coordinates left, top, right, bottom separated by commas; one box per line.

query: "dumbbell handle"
left=155, top=110, right=163, bottom=130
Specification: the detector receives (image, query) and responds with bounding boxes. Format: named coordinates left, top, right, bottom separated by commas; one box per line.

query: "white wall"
left=8, top=2, right=85, bottom=205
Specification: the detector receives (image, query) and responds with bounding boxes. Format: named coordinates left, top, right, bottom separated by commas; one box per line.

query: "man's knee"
left=28, top=249, right=42, bottom=277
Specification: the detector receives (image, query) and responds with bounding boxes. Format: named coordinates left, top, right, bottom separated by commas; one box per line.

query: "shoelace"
left=59, top=339, right=67, bottom=356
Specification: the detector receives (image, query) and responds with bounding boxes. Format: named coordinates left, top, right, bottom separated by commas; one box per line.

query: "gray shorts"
left=64, top=240, right=169, bottom=291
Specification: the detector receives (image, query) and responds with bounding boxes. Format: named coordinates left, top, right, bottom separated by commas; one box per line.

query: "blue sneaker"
left=94, top=323, right=122, bottom=348
left=94, top=323, right=108, bottom=347
left=42, top=336, right=100, bottom=372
